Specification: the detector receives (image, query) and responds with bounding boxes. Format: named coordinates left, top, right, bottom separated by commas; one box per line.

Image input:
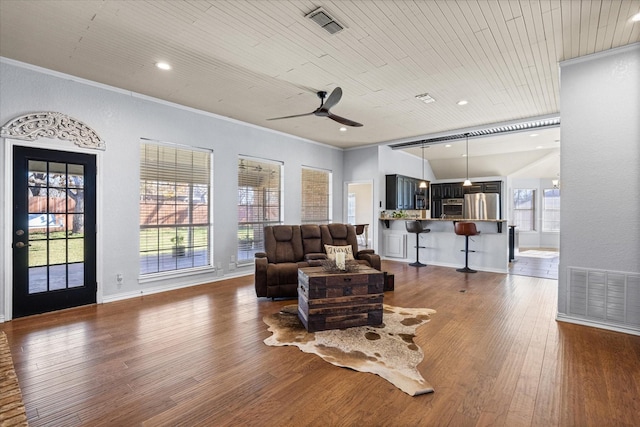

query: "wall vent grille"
left=306, top=7, right=344, bottom=35
left=567, top=267, right=640, bottom=329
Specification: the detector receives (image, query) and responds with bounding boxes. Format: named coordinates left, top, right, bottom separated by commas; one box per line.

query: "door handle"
left=14, top=241, right=31, bottom=248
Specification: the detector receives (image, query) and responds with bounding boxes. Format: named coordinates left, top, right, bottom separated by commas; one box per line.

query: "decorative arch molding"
left=1, top=112, right=106, bottom=150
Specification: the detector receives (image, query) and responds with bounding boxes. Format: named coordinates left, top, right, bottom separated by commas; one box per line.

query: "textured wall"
left=0, top=59, right=344, bottom=318
left=558, top=44, right=640, bottom=326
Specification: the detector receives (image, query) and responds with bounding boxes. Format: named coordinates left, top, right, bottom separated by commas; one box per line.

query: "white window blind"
left=237, top=157, right=282, bottom=263
left=301, top=167, right=331, bottom=224
left=513, top=189, right=535, bottom=231
left=542, top=188, right=560, bottom=232
left=139, top=142, right=212, bottom=275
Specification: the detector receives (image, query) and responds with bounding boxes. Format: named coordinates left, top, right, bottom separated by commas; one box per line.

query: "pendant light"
left=463, top=133, right=472, bottom=186
left=419, top=142, right=427, bottom=189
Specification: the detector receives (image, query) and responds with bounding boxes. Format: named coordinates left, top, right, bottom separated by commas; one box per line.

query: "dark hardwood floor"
left=2, top=261, right=639, bottom=426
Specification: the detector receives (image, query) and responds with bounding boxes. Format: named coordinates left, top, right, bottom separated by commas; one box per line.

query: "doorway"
left=12, top=146, right=97, bottom=318
left=346, top=181, right=374, bottom=248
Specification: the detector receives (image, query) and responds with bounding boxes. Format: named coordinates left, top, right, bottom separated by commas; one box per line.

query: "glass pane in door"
left=26, top=159, right=87, bottom=294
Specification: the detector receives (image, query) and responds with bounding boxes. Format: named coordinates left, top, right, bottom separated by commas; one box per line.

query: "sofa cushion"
left=320, top=224, right=359, bottom=257
left=301, top=224, right=323, bottom=254
left=265, top=225, right=304, bottom=263
left=324, top=244, right=355, bottom=261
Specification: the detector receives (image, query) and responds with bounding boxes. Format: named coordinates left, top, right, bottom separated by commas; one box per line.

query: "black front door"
left=12, top=146, right=97, bottom=318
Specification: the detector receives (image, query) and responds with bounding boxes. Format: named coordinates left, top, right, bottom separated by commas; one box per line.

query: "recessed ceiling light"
left=155, top=62, right=171, bottom=70
left=631, top=12, right=640, bottom=22
left=339, top=127, right=347, bottom=132
left=536, top=146, right=544, bottom=149
left=462, top=154, right=467, bottom=157
left=530, top=133, right=539, bottom=137
left=445, top=144, right=452, bottom=148
left=457, top=100, right=468, bottom=106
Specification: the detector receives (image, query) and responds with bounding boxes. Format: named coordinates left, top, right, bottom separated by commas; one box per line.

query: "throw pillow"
left=324, top=244, right=354, bottom=261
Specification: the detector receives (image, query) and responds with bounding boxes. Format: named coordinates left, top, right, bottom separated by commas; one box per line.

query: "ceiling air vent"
left=306, top=7, right=344, bottom=35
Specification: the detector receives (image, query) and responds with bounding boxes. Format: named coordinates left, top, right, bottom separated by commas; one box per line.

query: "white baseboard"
left=556, top=314, right=640, bottom=336
left=103, top=270, right=253, bottom=304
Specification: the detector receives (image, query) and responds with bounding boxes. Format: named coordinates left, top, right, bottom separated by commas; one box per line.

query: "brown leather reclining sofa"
left=254, top=223, right=381, bottom=298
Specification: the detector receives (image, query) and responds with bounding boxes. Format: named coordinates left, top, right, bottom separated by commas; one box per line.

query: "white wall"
left=0, top=59, right=344, bottom=319
left=343, top=145, right=379, bottom=249
left=558, top=43, right=640, bottom=333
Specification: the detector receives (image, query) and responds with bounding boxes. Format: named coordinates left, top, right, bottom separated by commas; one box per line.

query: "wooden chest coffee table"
left=297, top=266, right=384, bottom=332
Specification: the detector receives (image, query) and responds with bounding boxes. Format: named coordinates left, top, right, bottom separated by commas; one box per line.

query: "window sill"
left=139, top=265, right=216, bottom=284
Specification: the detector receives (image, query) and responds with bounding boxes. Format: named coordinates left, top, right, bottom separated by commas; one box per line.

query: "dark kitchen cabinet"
left=431, top=183, right=443, bottom=199
left=482, top=181, right=501, bottom=193
left=431, top=199, right=442, bottom=218
left=464, top=184, right=484, bottom=194
left=462, top=181, right=501, bottom=195
left=452, top=183, right=465, bottom=198
left=386, top=174, right=428, bottom=210
left=431, top=183, right=464, bottom=200
left=433, top=180, right=501, bottom=201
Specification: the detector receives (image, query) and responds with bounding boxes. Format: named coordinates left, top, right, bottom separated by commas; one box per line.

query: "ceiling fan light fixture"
left=267, top=86, right=362, bottom=127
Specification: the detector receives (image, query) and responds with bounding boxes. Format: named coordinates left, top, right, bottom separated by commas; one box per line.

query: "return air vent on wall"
left=306, top=7, right=344, bottom=34
left=565, top=267, right=640, bottom=332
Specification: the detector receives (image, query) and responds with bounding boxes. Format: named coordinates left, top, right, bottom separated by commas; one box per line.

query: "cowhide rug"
left=263, top=304, right=436, bottom=396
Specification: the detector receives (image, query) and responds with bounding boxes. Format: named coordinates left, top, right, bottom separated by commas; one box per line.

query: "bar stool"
left=405, top=220, right=431, bottom=267
left=455, top=222, right=480, bottom=273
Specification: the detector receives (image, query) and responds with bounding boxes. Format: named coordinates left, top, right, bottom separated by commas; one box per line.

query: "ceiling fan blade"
left=328, top=112, right=363, bottom=127
left=267, top=112, right=314, bottom=121
left=322, top=87, right=343, bottom=111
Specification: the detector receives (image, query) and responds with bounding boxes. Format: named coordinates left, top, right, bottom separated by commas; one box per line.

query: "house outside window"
left=542, top=188, right=561, bottom=232
left=513, top=189, right=535, bottom=231
left=139, top=142, right=212, bottom=275
left=301, top=166, right=331, bottom=224
left=237, top=157, right=282, bottom=263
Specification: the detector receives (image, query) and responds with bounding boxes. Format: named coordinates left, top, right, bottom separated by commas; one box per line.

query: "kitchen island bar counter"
left=381, top=217, right=507, bottom=233
left=380, top=218, right=508, bottom=273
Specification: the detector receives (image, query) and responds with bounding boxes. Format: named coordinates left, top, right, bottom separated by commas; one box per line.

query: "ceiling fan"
left=267, top=87, right=363, bottom=127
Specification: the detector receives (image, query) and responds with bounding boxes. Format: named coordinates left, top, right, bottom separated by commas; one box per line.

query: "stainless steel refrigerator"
left=464, top=193, right=500, bottom=219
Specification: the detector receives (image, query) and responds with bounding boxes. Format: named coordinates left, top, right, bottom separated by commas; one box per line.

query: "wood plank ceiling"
left=1, top=0, right=638, bottom=156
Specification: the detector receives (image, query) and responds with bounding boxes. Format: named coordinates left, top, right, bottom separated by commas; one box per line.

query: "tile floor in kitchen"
left=509, top=248, right=559, bottom=280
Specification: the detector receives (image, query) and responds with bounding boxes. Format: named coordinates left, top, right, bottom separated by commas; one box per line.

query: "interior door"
left=12, top=146, right=97, bottom=318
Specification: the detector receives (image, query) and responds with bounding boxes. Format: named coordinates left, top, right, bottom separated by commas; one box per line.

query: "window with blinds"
left=139, top=142, right=212, bottom=275
left=301, top=167, right=331, bottom=224
left=542, top=188, right=560, bottom=232
left=513, top=189, right=535, bottom=231
left=237, top=157, right=282, bottom=263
